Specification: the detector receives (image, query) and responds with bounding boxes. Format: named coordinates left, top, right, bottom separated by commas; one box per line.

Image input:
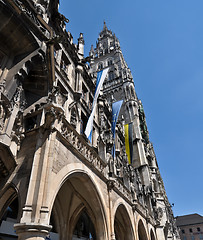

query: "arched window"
left=98, top=62, right=103, bottom=70
left=138, top=220, right=148, bottom=240
left=108, top=59, right=113, bottom=66
left=130, top=86, right=135, bottom=98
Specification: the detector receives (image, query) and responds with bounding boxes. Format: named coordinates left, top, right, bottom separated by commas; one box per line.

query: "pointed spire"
left=90, top=44, right=94, bottom=52
left=103, top=21, right=108, bottom=32
left=89, top=44, right=95, bottom=57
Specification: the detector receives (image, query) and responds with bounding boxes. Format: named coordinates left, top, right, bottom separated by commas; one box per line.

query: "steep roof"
left=176, top=214, right=203, bottom=226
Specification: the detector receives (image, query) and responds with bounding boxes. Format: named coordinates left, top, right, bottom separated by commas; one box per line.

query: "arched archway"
left=114, top=204, right=134, bottom=240
left=49, top=171, right=108, bottom=240
left=138, top=220, right=148, bottom=240
left=150, top=229, right=156, bottom=240
left=0, top=187, right=19, bottom=240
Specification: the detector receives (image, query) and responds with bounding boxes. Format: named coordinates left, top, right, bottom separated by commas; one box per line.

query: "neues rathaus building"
left=0, top=1, right=180, bottom=240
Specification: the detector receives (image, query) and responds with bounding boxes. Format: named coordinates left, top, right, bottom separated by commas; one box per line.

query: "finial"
left=103, top=20, right=107, bottom=31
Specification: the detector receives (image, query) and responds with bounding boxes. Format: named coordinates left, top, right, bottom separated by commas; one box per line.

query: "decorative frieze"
left=57, top=118, right=107, bottom=175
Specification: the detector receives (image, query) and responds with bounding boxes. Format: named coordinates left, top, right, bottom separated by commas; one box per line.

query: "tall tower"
left=89, top=21, right=137, bottom=123
left=89, top=22, right=150, bottom=171
left=89, top=22, right=179, bottom=240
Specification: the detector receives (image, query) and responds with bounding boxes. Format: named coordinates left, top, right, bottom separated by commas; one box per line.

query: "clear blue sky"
left=59, top=0, right=203, bottom=217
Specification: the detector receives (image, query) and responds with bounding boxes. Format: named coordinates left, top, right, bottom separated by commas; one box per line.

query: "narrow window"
left=108, top=71, right=114, bottom=81
left=98, top=63, right=103, bottom=70
left=108, top=59, right=113, bottom=66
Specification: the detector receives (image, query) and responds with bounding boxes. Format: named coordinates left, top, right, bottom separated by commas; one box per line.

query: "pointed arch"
left=49, top=164, right=109, bottom=240
left=138, top=219, right=149, bottom=240
left=114, top=204, right=134, bottom=240
left=98, top=62, right=103, bottom=70
left=0, top=185, right=19, bottom=221
left=0, top=185, right=20, bottom=239
left=107, top=58, right=113, bottom=66
left=150, top=229, right=156, bottom=240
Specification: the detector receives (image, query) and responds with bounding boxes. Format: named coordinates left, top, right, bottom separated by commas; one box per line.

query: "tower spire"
left=103, top=21, right=108, bottom=31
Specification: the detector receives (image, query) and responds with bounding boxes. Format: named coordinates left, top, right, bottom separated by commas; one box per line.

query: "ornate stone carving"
left=14, top=0, right=48, bottom=34
left=107, top=179, right=115, bottom=191
left=107, top=153, right=114, bottom=176
left=43, top=107, right=56, bottom=130
left=48, top=86, right=68, bottom=107
left=32, top=0, right=49, bottom=15
left=12, top=84, right=24, bottom=107
left=58, top=119, right=107, bottom=175
left=138, top=101, right=149, bottom=143
left=156, top=207, right=163, bottom=221
left=70, top=108, right=77, bottom=128
left=0, top=100, right=6, bottom=131
left=105, top=129, right=114, bottom=154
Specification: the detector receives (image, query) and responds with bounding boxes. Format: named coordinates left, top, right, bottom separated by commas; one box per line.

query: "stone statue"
left=0, top=101, right=6, bottom=131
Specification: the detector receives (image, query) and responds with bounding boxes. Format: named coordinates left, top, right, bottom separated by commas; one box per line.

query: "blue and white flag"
left=111, top=100, right=123, bottom=158
left=85, top=68, right=109, bottom=143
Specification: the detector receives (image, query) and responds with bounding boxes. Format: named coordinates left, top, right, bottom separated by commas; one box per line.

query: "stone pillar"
left=132, top=111, right=151, bottom=186
left=14, top=223, right=51, bottom=240
left=17, top=124, right=56, bottom=240
left=107, top=179, right=116, bottom=240
left=156, top=226, right=165, bottom=240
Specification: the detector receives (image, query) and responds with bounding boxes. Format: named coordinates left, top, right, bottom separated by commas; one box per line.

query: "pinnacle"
left=103, top=21, right=108, bottom=31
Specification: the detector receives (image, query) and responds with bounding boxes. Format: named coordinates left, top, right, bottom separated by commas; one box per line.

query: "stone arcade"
left=0, top=1, right=180, bottom=240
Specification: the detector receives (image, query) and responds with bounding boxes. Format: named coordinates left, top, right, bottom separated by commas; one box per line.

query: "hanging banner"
left=85, top=68, right=109, bottom=143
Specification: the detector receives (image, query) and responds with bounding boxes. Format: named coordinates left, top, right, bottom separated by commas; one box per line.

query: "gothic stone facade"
left=0, top=1, right=179, bottom=240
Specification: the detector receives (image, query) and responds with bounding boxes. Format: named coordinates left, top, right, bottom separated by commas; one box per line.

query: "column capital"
left=14, top=223, right=52, bottom=240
